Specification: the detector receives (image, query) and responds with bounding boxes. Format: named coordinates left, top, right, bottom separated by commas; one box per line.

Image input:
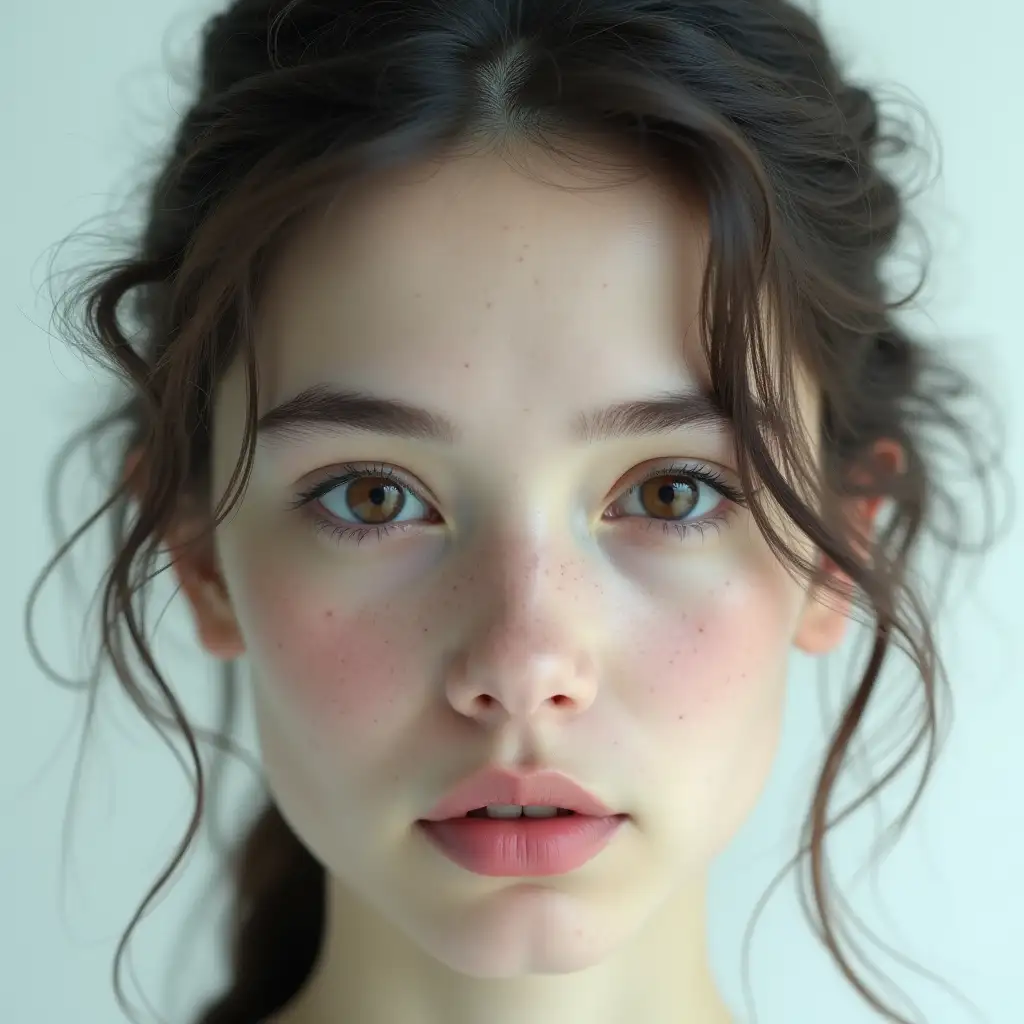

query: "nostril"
left=551, top=694, right=572, bottom=706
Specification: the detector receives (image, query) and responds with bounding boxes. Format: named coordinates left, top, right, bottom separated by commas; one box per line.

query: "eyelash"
left=288, top=461, right=747, bottom=548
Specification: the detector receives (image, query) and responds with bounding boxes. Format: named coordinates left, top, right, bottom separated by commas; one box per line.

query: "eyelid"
left=614, top=459, right=746, bottom=505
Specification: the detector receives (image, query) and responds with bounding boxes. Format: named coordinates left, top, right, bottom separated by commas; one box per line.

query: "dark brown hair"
left=27, top=1, right=1006, bottom=1022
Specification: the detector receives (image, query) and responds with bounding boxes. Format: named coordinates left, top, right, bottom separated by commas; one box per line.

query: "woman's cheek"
left=627, top=576, right=796, bottom=727
left=235, top=564, right=416, bottom=734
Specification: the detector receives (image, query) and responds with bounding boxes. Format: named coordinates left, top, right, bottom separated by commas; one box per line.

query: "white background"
left=2, top=1, right=1021, bottom=1022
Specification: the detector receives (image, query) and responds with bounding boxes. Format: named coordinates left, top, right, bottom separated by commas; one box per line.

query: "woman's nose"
left=445, top=640, right=599, bottom=726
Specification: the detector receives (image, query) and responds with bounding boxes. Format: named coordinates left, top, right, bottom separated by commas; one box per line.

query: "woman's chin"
left=400, top=883, right=644, bottom=978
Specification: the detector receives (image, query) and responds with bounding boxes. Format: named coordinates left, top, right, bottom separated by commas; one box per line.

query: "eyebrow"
left=255, top=382, right=732, bottom=447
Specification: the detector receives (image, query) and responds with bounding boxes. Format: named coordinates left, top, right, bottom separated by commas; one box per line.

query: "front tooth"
left=481, top=804, right=564, bottom=818
left=522, top=805, right=559, bottom=818
left=484, top=804, right=523, bottom=818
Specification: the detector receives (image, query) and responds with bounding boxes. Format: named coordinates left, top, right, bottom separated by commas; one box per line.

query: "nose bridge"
left=446, top=529, right=602, bottom=721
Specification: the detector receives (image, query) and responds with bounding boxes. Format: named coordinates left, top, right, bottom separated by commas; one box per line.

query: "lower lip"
left=418, top=813, right=626, bottom=877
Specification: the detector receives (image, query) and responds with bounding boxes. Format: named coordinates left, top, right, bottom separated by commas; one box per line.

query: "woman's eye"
left=318, top=473, right=431, bottom=527
left=607, top=471, right=729, bottom=524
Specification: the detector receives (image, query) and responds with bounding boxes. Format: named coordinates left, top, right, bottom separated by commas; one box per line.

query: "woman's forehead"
left=252, top=149, right=714, bottom=395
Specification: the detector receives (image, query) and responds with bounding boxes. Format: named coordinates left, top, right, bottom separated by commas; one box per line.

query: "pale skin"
left=158, top=143, right=885, bottom=1024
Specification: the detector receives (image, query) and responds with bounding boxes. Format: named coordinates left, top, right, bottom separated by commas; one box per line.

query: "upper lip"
left=421, top=766, right=618, bottom=822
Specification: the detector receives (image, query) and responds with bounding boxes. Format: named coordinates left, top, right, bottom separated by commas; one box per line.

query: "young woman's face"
left=193, top=146, right=845, bottom=977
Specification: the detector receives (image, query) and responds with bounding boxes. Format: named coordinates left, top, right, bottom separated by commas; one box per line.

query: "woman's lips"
left=422, top=765, right=619, bottom=821
left=418, top=812, right=626, bottom=876
left=419, top=766, right=626, bottom=876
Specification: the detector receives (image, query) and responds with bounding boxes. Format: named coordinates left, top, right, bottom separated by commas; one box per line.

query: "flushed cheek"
left=625, top=577, right=796, bottom=726
left=235, top=565, right=423, bottom=745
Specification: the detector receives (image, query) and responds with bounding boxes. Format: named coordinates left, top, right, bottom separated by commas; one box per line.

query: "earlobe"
left=174, top=557, right=247, bottom=661
left=794, top=579, right=852, bottom=655
left=125, top=449, right=245, bottom=662
left=794, top=438, right=902, bottom=657
left=168, top=524, right=246, bottom=662
left=793, top=500, right=873, bottom=656
left=186, top=570, right=246, bottom=661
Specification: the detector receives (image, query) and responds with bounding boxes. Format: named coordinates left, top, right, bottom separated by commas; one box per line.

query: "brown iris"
left=637, top=474, right=700, bottom=520
left=345, top=477, right=406, bottom=524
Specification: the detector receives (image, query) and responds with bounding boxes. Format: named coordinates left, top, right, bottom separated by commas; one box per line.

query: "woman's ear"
left=794, top=439, right=904, bottom=655
left=124, top=448, right=245, bottom=661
